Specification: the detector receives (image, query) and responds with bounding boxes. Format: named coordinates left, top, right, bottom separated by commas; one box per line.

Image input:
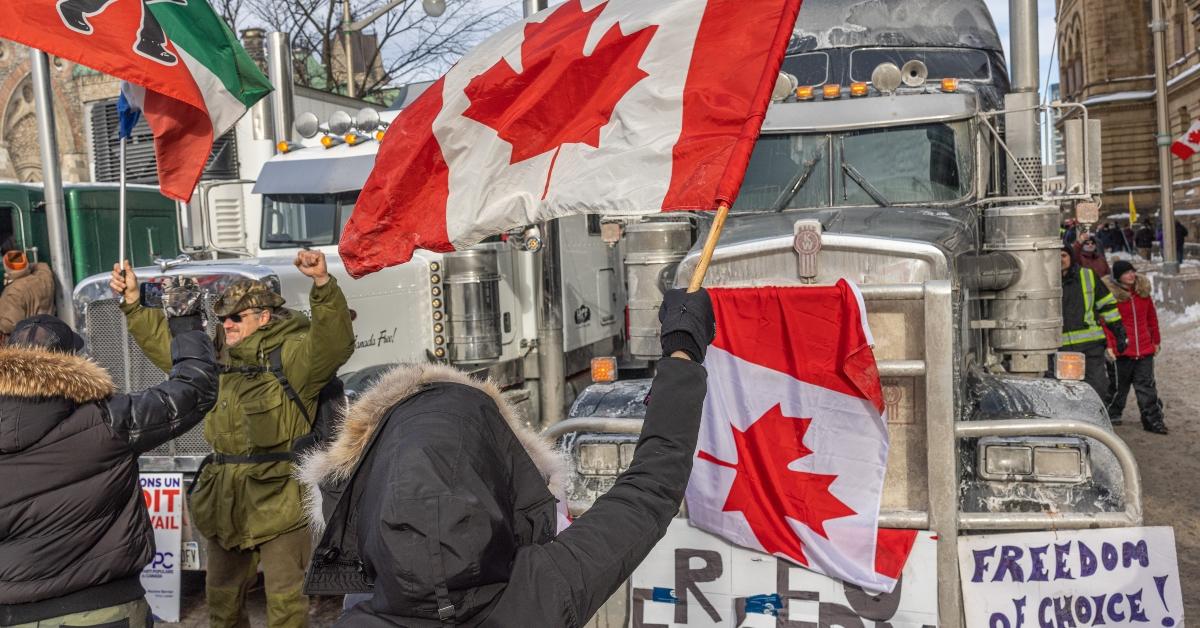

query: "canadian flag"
left=1172, top=119, right=1200, bottom=160
left=685, top=282, right=918, bottom=593
left=339, top=0, right=802, bottom=277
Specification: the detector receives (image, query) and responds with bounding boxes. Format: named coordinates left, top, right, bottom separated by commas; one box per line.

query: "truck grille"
left=85, top=298, right=213, bottom=457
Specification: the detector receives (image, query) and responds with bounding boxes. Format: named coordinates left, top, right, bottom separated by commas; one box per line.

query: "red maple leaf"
left=462, top=0, right=657, bottom=196
left=697, top=404, right=856, bottom=565
left=1189, top=129, right=1200, bottom=144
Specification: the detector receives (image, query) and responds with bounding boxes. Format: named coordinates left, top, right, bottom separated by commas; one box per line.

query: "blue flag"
left=117, top=89, right=141, bottom=140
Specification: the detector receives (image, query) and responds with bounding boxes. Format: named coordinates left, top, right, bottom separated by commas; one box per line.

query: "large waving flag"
left=685, top=282, right=918, bottom=593
left=1, top=0, right=271, bottom=201
left=340, top=0, right=803, bottom=277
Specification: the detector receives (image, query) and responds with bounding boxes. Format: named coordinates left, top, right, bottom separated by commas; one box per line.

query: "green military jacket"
left=122, top=278, right=354, bottom=550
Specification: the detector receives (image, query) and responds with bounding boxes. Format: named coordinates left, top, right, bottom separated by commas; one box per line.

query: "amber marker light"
left=822, top=84, right=842, bottom=99
left=320, top=135, right=343, bottom=149
left=941, top=78, right=959, bottom=93
left=1055, top=352, right=1086, bottom=381
left=795, top=85, right=815, bottom=101
left=849, top=82, right=869, bottom=97
left=590, top=356, right=618, bottom=383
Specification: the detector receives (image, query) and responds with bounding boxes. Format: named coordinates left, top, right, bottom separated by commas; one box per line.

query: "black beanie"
left=1112, top=260, right=1135, bottom=280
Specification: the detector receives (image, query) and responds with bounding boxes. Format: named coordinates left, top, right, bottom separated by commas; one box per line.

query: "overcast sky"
left=984, top=0, right=1060, bottom=95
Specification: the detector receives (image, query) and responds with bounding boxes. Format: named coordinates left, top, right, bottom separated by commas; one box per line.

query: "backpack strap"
left=268, top=346, right=315, bottom=429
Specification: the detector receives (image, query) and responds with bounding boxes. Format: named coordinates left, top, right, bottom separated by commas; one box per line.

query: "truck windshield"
left=733, top=120, right=972, bottom=212
left=261, top=192, right=358, bottom=249
left=734, top=134, right=831, bottom=211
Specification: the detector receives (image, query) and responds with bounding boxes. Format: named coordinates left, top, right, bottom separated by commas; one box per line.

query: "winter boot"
left=56, top=0, right=111, bottom=34
left=1144, top=421, right=1169, bottom=434
left=1142, top=399, right=1167, bottom=434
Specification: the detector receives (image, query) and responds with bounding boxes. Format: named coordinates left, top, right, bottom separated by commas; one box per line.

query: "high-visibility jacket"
left=1061, top=266, right=1122, bottom=347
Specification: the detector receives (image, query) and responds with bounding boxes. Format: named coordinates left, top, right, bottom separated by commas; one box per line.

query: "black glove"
left=659, top=288, right=716, bottom=363
left=1108, top=322, right=1129, bottom=354
left=162, top=276, right=206, bottom=338
left=167, top=314, right=205, bottom=337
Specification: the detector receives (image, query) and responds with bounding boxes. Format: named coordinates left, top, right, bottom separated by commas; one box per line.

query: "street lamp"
left=422, top=0, right=446, bottom=17
left=344, top=0, right=448, bottom=98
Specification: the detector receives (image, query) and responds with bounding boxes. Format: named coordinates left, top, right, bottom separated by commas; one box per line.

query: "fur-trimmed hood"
left=296, top=363, right=567, bottom=532
left=0, top=345, right=114, bottom=403
left=0, top=345, right=115, bottom=454
left=1102, top=274, right=1152, bottom=302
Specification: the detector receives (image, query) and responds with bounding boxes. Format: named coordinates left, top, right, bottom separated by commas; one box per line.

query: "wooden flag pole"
left=687, top=201, right=730, bottom=292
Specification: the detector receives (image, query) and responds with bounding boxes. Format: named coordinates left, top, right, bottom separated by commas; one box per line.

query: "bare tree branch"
left=235, top=0, right=518, bottom=103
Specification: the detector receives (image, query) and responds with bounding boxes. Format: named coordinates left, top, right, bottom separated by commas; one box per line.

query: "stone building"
left=0, top=40, right=98, bottom=184
left=1057, top=0, right=1200, bottom=238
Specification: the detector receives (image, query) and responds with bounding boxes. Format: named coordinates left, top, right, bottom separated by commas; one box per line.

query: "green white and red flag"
left=0, top=0, right=271, bottom=201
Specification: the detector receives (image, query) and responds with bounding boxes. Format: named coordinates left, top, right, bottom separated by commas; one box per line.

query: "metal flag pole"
left=29, top=49, right=76, bottom=326
left=687, top=201, right=731, bottom=292
left=118, top=136, right=128, bottom=275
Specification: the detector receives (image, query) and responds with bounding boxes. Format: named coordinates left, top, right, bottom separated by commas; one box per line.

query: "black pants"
left=1078, top=343, right=1109, bottom=402
left=1107, top=356, right=1165, bottom=427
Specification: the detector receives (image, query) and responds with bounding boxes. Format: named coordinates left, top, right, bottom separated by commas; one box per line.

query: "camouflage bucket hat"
left=212, top=279, right=286, bottom=318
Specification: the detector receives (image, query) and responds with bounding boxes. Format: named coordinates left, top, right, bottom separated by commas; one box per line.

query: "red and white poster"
left=140, top=473, right=183, bottom=623
left=686, top=282, right=916, bottom=594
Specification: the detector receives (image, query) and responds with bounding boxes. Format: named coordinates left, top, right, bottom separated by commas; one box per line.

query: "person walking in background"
left=1061, top=246, right=1127, bottom=400
left=1173, top=219, right=1189, bottom=261
left=1122, top=223, right=1135, bottom=254
left=1063, top=218, right=1079, bottom=248
left=1102, top=260, right=1168, bottom=434
left=0, top=312, right=217, bottom=627
left=0, top=251, right=55, bottom=344
left=1073, top=233, right=1111, bottom=278
left=1135, top=219, right=1155, bottom=260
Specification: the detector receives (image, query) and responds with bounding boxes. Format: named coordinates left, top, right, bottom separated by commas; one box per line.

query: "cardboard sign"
left=139, top=473, right=183, bottom=623
left=958, top=527, right=1183, bottom=628
left=630, top=519, right=938, bottom=627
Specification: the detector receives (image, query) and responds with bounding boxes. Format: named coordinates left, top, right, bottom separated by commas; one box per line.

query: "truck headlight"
left=576, top=442, right=637, bottom=475
left=977, top=436, right=1089, bottom=483
left=578, top=444, right=620, bottom=475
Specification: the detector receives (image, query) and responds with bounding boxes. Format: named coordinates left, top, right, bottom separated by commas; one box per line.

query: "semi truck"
left=550, top=0, right=1142, bottom=626
left=0, top=182, right=179, bottom=284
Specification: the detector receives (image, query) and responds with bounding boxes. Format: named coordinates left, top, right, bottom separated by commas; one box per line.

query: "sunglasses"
left=219, top=309, right=262, bottom=324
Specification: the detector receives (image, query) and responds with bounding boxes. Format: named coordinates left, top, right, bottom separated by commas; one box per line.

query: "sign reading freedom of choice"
left=139, top=473, right=184, bottom=623
left=958, top=527, right=1183, bottom=628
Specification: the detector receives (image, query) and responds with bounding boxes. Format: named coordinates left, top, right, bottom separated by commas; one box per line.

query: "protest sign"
left=958, top=527, right=1183, bottom=628
left=139, top=473, right=183, bottom=623
left=630, top=519, right=938, bottom=627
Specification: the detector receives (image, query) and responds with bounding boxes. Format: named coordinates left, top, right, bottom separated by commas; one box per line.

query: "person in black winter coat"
left=300, top=289, right=715, bottom=627
left=0, top=314, right=218, bottom=627
left=1134, top=221, right=1156, bottom=259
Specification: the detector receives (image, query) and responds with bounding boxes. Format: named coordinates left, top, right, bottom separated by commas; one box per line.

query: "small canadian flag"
left=1171, top=119, right=1200, bottom=160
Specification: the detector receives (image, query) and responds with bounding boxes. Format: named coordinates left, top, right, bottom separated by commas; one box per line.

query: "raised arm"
left=287, top=251, right=355, bottom=397
left=528, top=289, right=715, bottom=624
left=111, top=261, right=173, bottom=373
left=105, top=326, right=219, bottom=454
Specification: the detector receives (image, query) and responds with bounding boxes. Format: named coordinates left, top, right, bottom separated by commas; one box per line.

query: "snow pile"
left=1160, top=302, right=1200, bottom=329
